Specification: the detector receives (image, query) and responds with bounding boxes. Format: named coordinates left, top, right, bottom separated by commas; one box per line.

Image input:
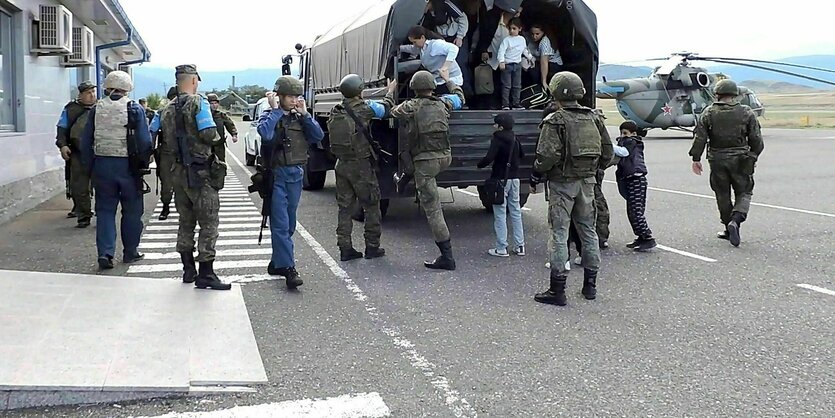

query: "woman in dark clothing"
left=477, top=113, right=526, bottom=257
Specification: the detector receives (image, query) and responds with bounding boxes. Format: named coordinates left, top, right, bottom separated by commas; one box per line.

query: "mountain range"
left=132, top=55, right=834, bottom=99
left=599, top=55, right=835, bottom=91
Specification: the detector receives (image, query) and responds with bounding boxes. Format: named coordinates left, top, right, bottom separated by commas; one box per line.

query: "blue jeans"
left=92, top=157, right=144, bottom=259
left=501, top=62, right=522, bottom=107
left=270, top=165, right=304, bottom=269
left=492, top=178, right=524, bottom=251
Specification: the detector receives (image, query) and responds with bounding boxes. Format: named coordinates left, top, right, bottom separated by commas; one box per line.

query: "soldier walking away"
left=56, top=81, right=97, bottom=228
left=256, top=76, right=325, bottom=289
left=79, top=71, right=152, bottom=270
left=328, top=74, right=393, bottom=261
left=160, top=64, right=230, bottom=290
left=689, top=79, right=763, bottom=247
left=530, top=71, right=613, bottom=306
left=149, top=87, right=179, bottom=220
left=383, top=69, right=464, bottom=271
left=207, top=93, right=238, bottom=162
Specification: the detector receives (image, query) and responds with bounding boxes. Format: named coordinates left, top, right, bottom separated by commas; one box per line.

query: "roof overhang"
left=59, top=0, right=151, bottom=63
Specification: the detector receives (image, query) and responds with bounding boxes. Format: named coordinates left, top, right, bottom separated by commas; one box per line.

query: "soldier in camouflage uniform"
left=690, top=79, right=763, bottom=247
left=530, top=71, right=614, bottom=306
left=382, top=69, right=464, bottom=271
left=206, top=93, right=238, bottom=162
left=149, top=87, right=179, bottom=220
left=159, top=64, right=230, bottom=290
left=328, top=74, right=393, bottom=261
left=56, top=81, right=97, bottom=228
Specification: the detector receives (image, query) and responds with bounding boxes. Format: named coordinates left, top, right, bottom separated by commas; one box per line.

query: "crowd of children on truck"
left=401, top=0, right=565, bottom=110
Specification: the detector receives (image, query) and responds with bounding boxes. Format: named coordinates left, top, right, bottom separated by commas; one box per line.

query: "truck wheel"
left=303, top=169, right=326, bottom=191
left=519, top=192, right=529, bottom=208
left=245, top=152, right=256, bottom=166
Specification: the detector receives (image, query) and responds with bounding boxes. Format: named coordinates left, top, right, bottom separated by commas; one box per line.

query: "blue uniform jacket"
left=80, top=95, right=153, bottom=170
left=256, top=108, right=324, bottom=145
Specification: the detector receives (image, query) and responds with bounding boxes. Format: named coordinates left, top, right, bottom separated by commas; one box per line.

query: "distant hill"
left=133, top=66, right=283, bottom=99
left=596, top=55, right=835, bottom=91
left=597, top=64, right=652, bottom=81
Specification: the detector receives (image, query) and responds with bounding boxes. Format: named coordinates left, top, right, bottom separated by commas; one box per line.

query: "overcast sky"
left=120, top=0, right=834, bottom=71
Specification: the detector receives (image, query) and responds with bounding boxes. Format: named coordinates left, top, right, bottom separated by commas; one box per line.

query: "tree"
left=146, top=93, right=163, bottom=110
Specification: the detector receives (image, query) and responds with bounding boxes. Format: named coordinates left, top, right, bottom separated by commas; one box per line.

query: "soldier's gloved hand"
left=530, top=171, right=545, bottom=187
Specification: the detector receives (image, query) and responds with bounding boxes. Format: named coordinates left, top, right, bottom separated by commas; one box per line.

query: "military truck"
left=289, top=0, right=599, bottom=216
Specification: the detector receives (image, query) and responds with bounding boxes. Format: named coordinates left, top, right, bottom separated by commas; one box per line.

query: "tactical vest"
left=271, top=114, right=309, bottom=167
left=93, top=96, right=131, bottom=157
left=407, top=97, right=450, bottom=156
left=544, top=106, right=602, bottom=178
left=705, top=103, right=751, bottom=152
left=328, top=101, right=372, bottom=161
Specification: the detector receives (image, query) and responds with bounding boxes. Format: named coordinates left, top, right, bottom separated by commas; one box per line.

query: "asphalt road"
left=1, top=124, right=833, bottom=417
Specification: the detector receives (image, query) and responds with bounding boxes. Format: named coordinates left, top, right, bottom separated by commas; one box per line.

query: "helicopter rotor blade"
left=700, top=59, right=835, bottom=86
left=694, top=56, right=835, bottom=75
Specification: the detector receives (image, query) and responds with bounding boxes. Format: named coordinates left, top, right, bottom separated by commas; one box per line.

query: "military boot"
left=727, top=212, right=744, bottom=247
left=582, top=269, right=597, bottom=300
left=278, top=267, right=303, bottom=289
left=424, top=240, right=456, bottom=271
left=717, top=229, right=730, bottom=240
left=364, top=246, right=386, bottom=259
left=340, top=247, right=363, bottom=261
left=534, top=270, right=567, bottom=306
left=195, top=261, right=231, bottom=290
left=180, top=251, right=197, bottom=283
left=158, top=205, right=170, bottom=221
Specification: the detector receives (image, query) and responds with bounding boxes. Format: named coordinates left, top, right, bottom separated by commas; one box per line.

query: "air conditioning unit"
left=62, top=26, right=94, bottom=66
left=33, top=4, right=72, bottom=54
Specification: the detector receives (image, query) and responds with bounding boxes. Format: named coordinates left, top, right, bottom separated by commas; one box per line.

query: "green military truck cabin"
left=294, top=0, right=599, bottom=216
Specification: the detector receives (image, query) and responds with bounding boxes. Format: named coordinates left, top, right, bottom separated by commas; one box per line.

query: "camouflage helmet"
left=409, top=70, right=436, bottom=91
left=206, top=93, right=220, bottom=102
left=548, top=71, right=585, bottom=101
left=166, top=86, right=178, bottom=100
left=274, top=76, right=304, bottom=96
left=103, top=70, right=133, bottom=92
left=339, top=74, right=364, bottom=98
left=714, top=79, right=739, bottom=96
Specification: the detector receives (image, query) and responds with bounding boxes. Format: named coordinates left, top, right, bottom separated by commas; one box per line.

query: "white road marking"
left=139, top=238, right=267, bottom=249
left=138, top=392, right=390, bottom=418
left=153, top=216, right=263, bottom=224
left=797, top=283, right=835, bottom=297
left=456, top=189, right=479, bottom=197
left=656, top=244, right=717, bottom=263
left=142, top=230, right=266, bottom=240
left=142, top=248, right=272, bottom=260
left=154, top=212, right=260, bottom=219
left=227, top=274, right=278, bottom=284
left=522, top=207, right=531, bottom=212
left=147, top=223, right=260, bottom=231
left=603, top=180, right=835, bottom=219
left=128, top=259, right=269, bottom=274
left=230, top=150, right=478, bottom=418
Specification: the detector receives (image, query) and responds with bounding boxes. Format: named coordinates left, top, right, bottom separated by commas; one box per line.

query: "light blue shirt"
left=401, top=39, right=463, bottom=86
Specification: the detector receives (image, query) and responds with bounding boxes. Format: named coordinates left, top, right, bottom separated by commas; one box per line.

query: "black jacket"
left=615, top=136, right=648, bottom=180
left=477, top=130, right=525, bottom=179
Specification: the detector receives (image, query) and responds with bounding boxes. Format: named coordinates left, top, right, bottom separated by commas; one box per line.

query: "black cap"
left=175, top=64, right=201, bottom=81
left=494, top=113, right=514, bottom=130
left=77, top=81, right=96, bottom=93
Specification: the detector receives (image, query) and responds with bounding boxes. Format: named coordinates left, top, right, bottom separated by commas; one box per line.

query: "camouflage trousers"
left=709, top=156, right=754, bottom=225
left=212, top=140, right=226, bottom=163
left=173, top=166, right=220, bottom=262
left=157, top=152, right=175, bottom=206
left=414, top=156, right=452, bottom=242
left=594, top=169, right=610, bottom=243
left=69, top=153, right=93, bottom=219
left=335, top=158, right=381, bottom=250
left=548, top=177, right=600, bottom=274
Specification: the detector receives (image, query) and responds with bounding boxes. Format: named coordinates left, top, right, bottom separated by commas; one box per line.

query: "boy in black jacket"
left=616, top=121, right=656, bottom=251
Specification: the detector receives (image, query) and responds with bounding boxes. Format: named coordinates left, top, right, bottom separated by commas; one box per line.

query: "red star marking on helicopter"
left=661, top=104, right=673, bottom=115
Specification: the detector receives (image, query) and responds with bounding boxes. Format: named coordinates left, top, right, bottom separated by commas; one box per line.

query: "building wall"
left=0, top=0, right=133, bottom=224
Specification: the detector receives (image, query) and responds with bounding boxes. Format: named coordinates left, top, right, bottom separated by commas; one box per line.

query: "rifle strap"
left=344, top=105, right=375, bottom=149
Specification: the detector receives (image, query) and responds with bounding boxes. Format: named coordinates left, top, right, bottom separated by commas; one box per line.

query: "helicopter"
left=595, top=52, right=835, bottom=132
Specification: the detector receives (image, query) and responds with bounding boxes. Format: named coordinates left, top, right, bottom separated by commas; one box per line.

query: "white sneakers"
left=489, top=246, right=526, bottom=257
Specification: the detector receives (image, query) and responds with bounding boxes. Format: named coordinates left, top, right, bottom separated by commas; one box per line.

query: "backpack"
left=474, top=63, right=494, bottom=95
